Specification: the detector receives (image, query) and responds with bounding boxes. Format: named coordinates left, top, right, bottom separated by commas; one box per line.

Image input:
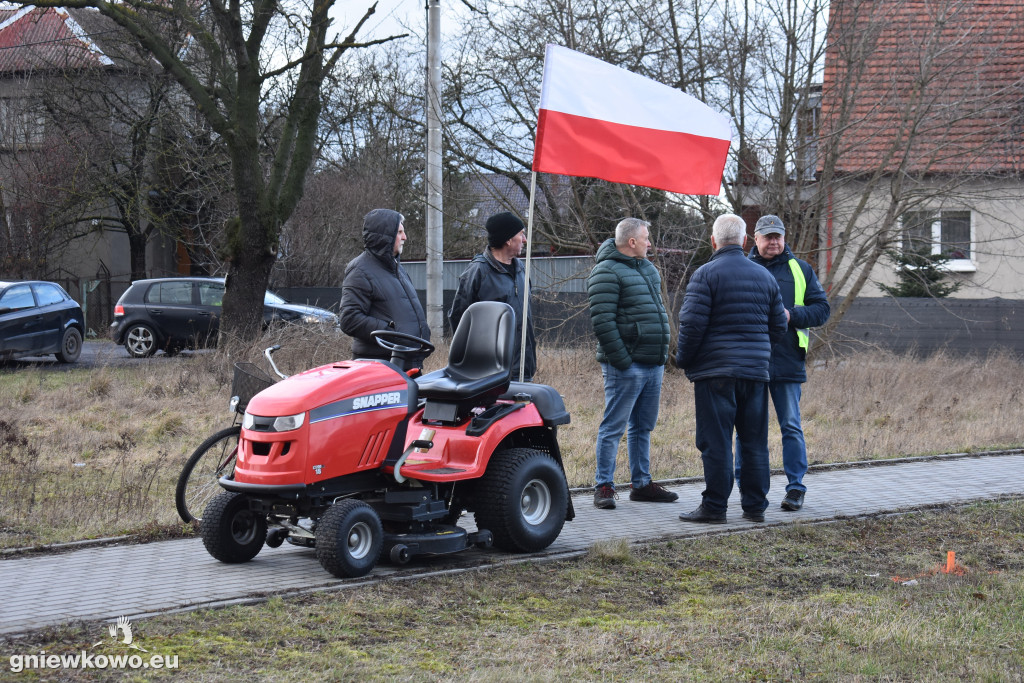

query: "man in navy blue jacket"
left=676, top=214, right=787, bottom=524
left=736, top=215, right=831, bottom=512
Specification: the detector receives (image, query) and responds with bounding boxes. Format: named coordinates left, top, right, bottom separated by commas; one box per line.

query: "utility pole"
left=425, top=0, right=444, bottom=339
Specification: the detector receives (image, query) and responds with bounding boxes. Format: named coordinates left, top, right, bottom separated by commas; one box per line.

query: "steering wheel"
left=370, top=330, right=435, bottom=358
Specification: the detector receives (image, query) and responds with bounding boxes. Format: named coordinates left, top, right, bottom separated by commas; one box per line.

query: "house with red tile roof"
left=818, top=0, right=1024, bottom=300
left=0, top=6, right=183, bottom=328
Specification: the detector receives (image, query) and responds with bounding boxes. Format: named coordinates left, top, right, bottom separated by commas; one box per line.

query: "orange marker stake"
left=945, top=551, right=956, bottom=573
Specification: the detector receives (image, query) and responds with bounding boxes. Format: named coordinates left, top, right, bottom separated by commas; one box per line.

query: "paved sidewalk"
left=1, top=452, right=1022, bottom=636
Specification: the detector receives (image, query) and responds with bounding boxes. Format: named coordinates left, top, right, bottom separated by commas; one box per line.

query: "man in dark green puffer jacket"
left=587, top=217, right=678, bottom=509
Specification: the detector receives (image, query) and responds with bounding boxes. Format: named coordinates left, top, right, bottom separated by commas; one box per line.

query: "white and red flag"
left=532, top=45, right=732, bottom=196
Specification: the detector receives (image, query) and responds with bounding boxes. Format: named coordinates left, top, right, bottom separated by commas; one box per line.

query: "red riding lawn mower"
left=201, top=301, right=574, bottom=578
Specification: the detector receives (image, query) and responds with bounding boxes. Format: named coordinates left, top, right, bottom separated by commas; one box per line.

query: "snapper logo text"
left=352, top=392, right=402, bottom=410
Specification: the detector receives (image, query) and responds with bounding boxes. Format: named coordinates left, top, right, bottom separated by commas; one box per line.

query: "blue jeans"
left=693, top=378, right=770, bottom=515
left=594, top=362, right=663, bottom=489
left=736, top=381, right=807, bottom=493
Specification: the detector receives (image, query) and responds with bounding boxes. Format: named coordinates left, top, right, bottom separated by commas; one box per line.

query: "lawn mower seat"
left=416, top=301, right=515, bottom=424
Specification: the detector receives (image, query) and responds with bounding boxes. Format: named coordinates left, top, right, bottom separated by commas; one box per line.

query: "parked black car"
left=0, top=280, right=85, bottom=363
left=110, top=277, right=339, bottom=357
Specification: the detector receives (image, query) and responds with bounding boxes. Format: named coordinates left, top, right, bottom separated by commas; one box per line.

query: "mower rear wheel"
left=315, top=500, right=383, bottom=578
left=201, top=491, right=267, bottom=563
left=473, top=448, right=568, bottom=553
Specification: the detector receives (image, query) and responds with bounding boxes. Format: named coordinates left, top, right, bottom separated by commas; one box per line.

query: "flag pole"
left=518, top=170, right=538, bottom=383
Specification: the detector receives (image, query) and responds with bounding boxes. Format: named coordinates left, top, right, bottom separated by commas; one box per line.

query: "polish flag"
left=532, top=45, right=732, bottom=196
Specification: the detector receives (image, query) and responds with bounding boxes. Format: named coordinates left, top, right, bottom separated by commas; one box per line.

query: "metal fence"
left=279, top=278, right=1024, bottom=357
left=42, top=256, right=1024, bottom=357
left=401, top=255, right=595, bottom=294
left=822, top=297, right=1023, bottom=357
left=42, top=270, right=120, bottom=340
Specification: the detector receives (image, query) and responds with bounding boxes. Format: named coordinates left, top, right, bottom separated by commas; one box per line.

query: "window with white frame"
left=901, top=210, right=974, bottom=271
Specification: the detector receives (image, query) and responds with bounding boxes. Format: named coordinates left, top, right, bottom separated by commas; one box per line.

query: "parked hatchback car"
left=110, top=277, right=339, bottom=357
left=0, top=280, right=85, bottom=363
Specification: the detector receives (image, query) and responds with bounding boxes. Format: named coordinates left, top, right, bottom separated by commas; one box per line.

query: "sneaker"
left=742, top=509, right=765, bottom=523
left=781, top=489, right=805, bottom=511
left=629, top=481, right=680, bottom=503
left=678, top=505, right=727, bottom=524
left=594, top=484, right=617, bottom=509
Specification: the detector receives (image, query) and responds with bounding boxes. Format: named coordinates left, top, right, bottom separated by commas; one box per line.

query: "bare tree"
left=444, top=0, right=704, bottom=252
left=0, top=9, right=236, bottom=295
left=706, top=0, right=1024, bottom=348
left=40, top=38, right=207, bottom=281
left=18, top=0, right=405, bottom=339
left=274, top=166, right=393, bottom=288
left=441, top=0, right=1024, bottom=348
left=271, top=45, right=425, bottom=288
left=815, top=0, right=1023, bottom=332
left=0, top=131, right=83, bottom=278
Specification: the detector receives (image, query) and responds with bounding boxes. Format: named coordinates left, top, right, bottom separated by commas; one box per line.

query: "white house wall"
left=827, top=178, right=1024, bottom=299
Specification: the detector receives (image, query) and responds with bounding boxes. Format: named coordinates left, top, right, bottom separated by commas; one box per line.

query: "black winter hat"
left=486, top=212, right=526, bottom=249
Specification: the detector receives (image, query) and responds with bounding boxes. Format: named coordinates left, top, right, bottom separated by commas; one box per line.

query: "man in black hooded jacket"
left=340, top=209, right=430, bottom=369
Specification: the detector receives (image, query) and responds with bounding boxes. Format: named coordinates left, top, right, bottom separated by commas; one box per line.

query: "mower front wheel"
left=315, top=500, right=383, bottom=578
left=201, top=491, right=267, bottom=563
left=473, top=448, right=568, bottom=553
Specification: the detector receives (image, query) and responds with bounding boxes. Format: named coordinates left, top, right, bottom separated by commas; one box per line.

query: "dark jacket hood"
left=362, top=209, right=403, bottom=263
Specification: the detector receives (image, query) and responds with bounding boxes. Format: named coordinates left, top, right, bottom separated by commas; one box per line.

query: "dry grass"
left=0, top=339, right=1022, bottom=547
left=543, top=347, right=1024, bottom=487
left=0, top=325, right=352, bottom=547
left=801, top=350, right=1024, bottom=460
left=0, top=365, right=219, bottom=544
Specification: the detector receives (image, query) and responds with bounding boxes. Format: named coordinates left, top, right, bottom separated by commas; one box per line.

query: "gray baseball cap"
left=754, top=215, right=785, bottom=235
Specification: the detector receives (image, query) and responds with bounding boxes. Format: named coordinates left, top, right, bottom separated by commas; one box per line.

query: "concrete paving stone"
left=0, top=453, right=1021, bottom=636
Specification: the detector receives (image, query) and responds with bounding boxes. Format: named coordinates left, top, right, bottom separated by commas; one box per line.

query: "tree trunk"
left=221, top=248, right=274, bottom=342
left=219, top=124, right=276, bottom=340
left=128, top=230, right=147, bottom=281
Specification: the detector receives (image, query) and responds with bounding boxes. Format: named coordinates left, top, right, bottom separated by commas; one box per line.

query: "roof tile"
left=821, top=0, right=1023, bottom=174
left=0, top=7, right=124, bottom=74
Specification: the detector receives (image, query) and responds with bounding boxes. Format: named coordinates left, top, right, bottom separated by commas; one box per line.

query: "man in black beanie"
left=448, top=211, right=536, bottom=381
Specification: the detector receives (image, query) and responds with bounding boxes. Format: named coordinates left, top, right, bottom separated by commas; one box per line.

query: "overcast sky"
left=332, top=0, right=424, bottom=41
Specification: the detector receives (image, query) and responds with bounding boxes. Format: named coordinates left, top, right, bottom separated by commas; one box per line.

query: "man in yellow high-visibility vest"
left=736, top=215, right=830, bottom=512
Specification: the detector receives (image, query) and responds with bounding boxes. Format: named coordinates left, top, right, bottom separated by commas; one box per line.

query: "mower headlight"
left=272, top=412, right=305, bottom=431
left=243, top=411, right=306, bottom=432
